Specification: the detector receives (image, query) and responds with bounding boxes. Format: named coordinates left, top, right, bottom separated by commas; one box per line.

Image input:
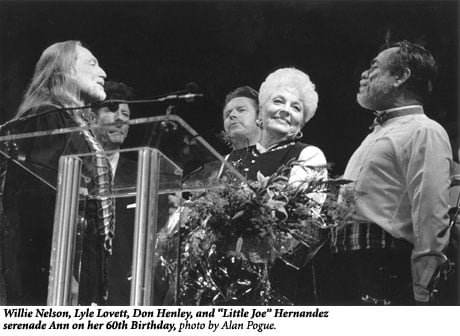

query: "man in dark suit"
left=94, top=81, right=134, bottom=180
left=94, top=81, right=137, bottom=305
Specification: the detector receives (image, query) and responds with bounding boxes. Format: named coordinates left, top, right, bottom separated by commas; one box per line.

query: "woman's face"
left=260, top=87, right=304, bottom=139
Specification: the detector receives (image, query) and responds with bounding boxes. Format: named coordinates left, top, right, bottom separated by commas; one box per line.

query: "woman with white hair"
left=226, top=68, right=328, bottom=304
left=227, top=67, right=327, bottom=184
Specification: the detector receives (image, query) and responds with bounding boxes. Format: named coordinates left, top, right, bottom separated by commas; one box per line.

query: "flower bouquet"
left=155, top=159, right=354, bottom=305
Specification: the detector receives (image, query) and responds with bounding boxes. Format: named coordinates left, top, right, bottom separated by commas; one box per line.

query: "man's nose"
left=228, top=110, right=238, bottom=119
left=98, top=66, right=107, bottom=79
left=114, top=110, right=127, bottom=121
left=114, top=111, right=122, bottom=120
left=361, top=69, right=369, bottom=79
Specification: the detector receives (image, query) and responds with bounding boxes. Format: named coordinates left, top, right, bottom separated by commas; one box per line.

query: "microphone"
left=185, top=82, right=199, bottom=93
left=95, top=82, right=204, bottom=109
left=156, top=92, right=204, bottom=102
left=155, top=82, right=202, bottom=102
left=94, top=93, right=205, bottom=111
left=0, top=83, right=203, bottom=131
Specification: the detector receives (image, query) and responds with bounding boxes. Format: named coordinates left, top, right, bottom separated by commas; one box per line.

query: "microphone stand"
left=0, top=93, right=204, bottom=132
left=149, top=104, right=177, bottom=149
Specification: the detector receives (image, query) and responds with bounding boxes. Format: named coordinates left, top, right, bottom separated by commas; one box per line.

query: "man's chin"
left=107, top=136, right=125, bottom=147
left=94, top=90, right=107, bottom=102
left=81, top=89, right=106, bottom=104
left=89, top=86, right=106, bottom=102
left=356, top=95, right=373, bottom=110
left=227, top=129, right=247, bottom=139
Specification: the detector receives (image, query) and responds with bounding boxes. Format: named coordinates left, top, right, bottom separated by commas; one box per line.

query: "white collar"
left=108, top=151, right=120, bottom=178
left=377, top=105, right=423, bottom=115
left=256, top=142, right=267, bottom=153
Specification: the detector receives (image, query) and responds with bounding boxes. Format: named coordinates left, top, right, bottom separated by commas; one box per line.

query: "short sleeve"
left=289, top=146, right=328, bottom=205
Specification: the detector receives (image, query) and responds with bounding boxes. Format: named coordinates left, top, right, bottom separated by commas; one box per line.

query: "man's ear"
left=393, top=67, right=411, bottom=88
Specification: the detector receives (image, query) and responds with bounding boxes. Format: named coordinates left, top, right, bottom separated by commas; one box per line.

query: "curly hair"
left=383, top=40, right=438, bottom=104
left=258, top=67, right=318, bottom=126
left=103, top=81, right=134, bottom=101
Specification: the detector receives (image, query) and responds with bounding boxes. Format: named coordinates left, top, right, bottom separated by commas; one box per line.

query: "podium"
left=0, top=115, right=244, bottom=305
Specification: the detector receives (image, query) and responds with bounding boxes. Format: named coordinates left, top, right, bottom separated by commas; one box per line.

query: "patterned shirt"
left=73, top=111, right=115, bottom=254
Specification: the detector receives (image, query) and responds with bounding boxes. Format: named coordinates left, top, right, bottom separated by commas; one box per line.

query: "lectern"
left=0, top=115, right=243, bottom=305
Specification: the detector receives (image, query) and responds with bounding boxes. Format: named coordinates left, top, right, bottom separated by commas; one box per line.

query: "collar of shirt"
left=256, top=139, right=296, bottom=154
left=371, top=105, right=424, bottom=130
left=377, top=104, right=423, bottom=114
left=256, top=142, right=266, bottom=153
left=109, top=151, right=120, bottom=178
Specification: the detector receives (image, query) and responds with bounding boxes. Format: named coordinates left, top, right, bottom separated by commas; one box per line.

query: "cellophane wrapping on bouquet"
left=154, top=159, right=354, bottom=305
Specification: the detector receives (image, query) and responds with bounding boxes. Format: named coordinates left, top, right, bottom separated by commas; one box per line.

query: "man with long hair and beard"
left=1, top=41, right=114, bottom=305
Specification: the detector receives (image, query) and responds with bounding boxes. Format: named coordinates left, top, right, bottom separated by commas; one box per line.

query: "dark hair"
left=383, top=40, right=438, bottom=103
left=94, top=81, right=134, bottom=113
left=224, top=86, right=259, bottom=109
left=103, top=81, right=134, bottom=100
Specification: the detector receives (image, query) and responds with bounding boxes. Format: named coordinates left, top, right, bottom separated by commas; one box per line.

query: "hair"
left=223, top=86, right=259, bottom=111
left=103, top=81, right=134, bottom=101
left=383, top=40, right=438, bottom=104
left=16, top=40, right=84, bottom=118
left=258, top=67, right=318, bottom=126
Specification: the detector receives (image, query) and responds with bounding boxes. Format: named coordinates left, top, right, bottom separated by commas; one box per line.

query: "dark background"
left=0, top=0, right=458, bottom=175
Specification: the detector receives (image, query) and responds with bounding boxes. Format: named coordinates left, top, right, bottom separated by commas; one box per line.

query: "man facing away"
left=329, top=40, right=453, bottom=305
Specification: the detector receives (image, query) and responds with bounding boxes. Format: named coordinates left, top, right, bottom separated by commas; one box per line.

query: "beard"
left=79, top=81, right=106, bottom=103
left=357, top=91, right=374, bottom=109
left=357, top=82, right=394, bottom=111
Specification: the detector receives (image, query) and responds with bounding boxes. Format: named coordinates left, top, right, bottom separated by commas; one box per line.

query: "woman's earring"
left=256, top=119, right=263, bottom=128
left=296, top=130, right=303, bottom=139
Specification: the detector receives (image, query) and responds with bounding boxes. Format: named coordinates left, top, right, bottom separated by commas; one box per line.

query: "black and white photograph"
left=0, top=0, right=458, bottom=331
